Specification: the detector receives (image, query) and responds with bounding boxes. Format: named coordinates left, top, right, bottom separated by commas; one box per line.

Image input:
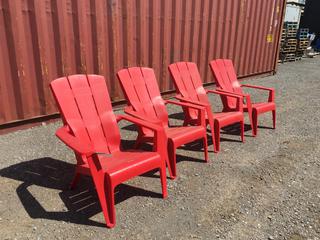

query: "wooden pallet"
left=283, top=57, right=300, bottom=62
left=281, top=50, right=297, bottom=54
left=279, top=52, right=300, bottom=63
left=285, top=41, right=297, bottom=44
left=298, top=35, right=308, bottom=40
left=279, top=59, right=299, bottom=63
left=282, top=45, right=296, bottom=48
left=298, top=28, right=309, bottom=34
left=284, top=53, right=296, bottom=57
left=285, top=43, right=297, bottom=46
left=298, top=41, right=309, bottom=49
left=287, top=38, right=297, bottom=42
left=284, top=22, right=298, bottom=29
left=286, top=34, right=297, bottom=39
left=283, top=45, right=297, bottom=49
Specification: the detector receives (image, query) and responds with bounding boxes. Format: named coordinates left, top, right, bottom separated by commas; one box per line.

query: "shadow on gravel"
left=121, top=113, right=253, bottom=140
left=255, top=125, right=274, bottom=130
left=120, top=124, right=249, bottom=155
left=0, top=157, right=163, bottom=227
left=140, top=154, right=206, bottom=179
left=221, top=123, right=252, bottom=137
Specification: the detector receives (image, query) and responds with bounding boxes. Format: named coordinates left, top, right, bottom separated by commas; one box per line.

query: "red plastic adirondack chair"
left=168, top=62, right=245, bottom=153
left=50, top=74, right=168, bottom=228
left=117, top=67, right=208, bottom=179
left=209, top=59, right=276, bottom=136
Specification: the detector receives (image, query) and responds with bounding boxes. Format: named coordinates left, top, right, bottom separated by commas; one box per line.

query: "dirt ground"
left=0, top=58, right=320, bottom=240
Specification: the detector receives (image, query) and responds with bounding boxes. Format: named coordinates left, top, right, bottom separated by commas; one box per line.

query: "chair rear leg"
left=70, top=168, right=81, bottom=190
left=252, top=109, right=258, bottom=137
left=168, top=142, right=177, bottom=179
left=203, top=135, right=209, bottom=162
left=272, top=109, right=276, bottom=129
left=214, top=121, right=221, bottom=153
left=183, top=118, right=190, bottom=126
left=159, top=165, right=168, bottom=198
left=134, top=133, right=144, bottom=149
left=183, top=112, right=191, bottom=126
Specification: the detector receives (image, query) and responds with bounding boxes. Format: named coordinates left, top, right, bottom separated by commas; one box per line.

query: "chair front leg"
left=213, top=120, right=221, bottom=153
left=268, top=89, right=275, bottom=103
left=240, top=120, right=245, bottom=143
left=203, top=134, right=209, bottom=162
left=252, top=109, right=259, bottom=137
left=87, top=156, right=116, bottom=228
left=207, top=110, right=216, bottom=153
left=272, top=109, right=276, bottom=129
left=105, top=180, right=116, bottom=228
left=159, top=163, right=168, bottom=198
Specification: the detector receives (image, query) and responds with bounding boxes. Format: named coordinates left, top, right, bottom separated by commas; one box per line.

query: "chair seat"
left=244, top=102, right=276, bottom=114
left=211, top=111, right=243, bottom=127
left=144, top=125, right=206, bottom=147
left=98, top=151, right=161, bottom=183
left=188, top=110, right=243, bottom=128
left=79, top=150, right=161, bottom=182
left=166, top=126, right=206, bottom=146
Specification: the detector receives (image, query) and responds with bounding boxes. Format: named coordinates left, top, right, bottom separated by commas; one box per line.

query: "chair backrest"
left=50, top=75, right=120, bottom=155
left=168, top=62, right=210, bottom=118
left=209, top=59, right=243, bottom=110
left=117, top=67, right=168, bottom=131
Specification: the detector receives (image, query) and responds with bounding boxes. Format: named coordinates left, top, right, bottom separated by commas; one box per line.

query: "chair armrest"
left=207, top=89, right=243, bottom=99
left=165, top=99, right=205, bottom=111
left=175, top=95, right=209, bottom=107
left=165, top=100, right=206, bottom=127
left=241, top=84, right=274, bottom=91
left=241, top=84, right=275, bottom=102
left=207, top=89, right=243, bottom=111
left=117, top=114, right=167, bottom=162
left=117, top=114, right=163, bottom=132
left=215, top=88, right=247, bottom=97
left=216, top=89, right=252, bottom=108
left=124, top=109, right=162, bottom=125
left=56, top=127, right=94, bottom=156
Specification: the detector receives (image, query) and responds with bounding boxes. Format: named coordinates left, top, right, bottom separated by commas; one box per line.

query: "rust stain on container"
left=0, top=0, right=285, bottom=126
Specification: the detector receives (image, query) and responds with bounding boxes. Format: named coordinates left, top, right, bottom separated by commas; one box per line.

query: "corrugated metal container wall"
left=0, top=0, right=285, bottom=125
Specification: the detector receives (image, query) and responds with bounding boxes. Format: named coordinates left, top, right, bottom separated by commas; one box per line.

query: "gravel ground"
left=0, top=58, right=320, bottom=240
